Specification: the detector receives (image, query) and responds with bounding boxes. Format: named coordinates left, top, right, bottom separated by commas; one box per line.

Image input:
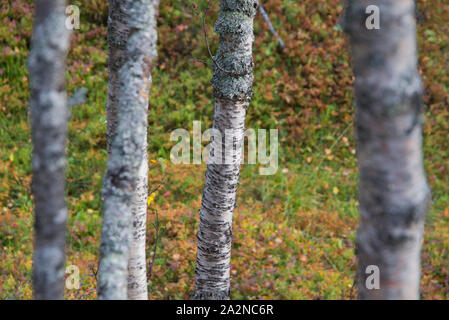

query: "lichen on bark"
left=193, top=0, right=258, bottom=300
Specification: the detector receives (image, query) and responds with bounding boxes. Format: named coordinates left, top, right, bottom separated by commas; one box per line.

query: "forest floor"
left=1, top=0, right=448, bottom=299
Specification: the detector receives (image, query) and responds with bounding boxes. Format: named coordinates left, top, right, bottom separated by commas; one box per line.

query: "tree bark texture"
left=127, top=0, right=159, bottom=299
left=28, top=0, right=71, bottom=300
left=106, top=0, right=159, bottom=301
left=193, top=0, right=258, bottom=300
left=98, top=0, right=158, bottom=300
left=343, top=0, right=431, bottom=299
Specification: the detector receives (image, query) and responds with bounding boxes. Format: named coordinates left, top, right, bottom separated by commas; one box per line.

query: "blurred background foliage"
left=0, top=0, right=448, bottom=299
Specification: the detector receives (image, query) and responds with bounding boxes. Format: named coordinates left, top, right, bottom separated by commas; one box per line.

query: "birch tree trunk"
left=98, top=0, right=158, bottom=300
left=193, top=0, right=258, bottom=300
left=28, top=0, right=71, bottom=300
left=105, top=0, right=159, bottom=301
left=343, top=0, right=431, bottom=299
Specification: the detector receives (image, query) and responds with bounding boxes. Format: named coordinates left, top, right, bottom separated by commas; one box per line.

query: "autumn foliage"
left=0, top=0, right=448, bottom=299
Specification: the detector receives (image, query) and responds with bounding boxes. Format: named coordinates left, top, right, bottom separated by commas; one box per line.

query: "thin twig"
left=190, top=1, right=246, bottom=77
left=147, top=209, right=160, bottom=280
left=190, top=54, right=213, bottom=67
left=258, top=4, right=286, bottom=50
left=415, top=2, right=423, bottom=25
left=146, top=159, right=165, bottom=282
left=149, top=179, right=165, bottom=196
left=74, top=273, right=90, bottom=298
left=89, top=263, right=98, bottom=282
left=349, top=269, right=357, bottom=300
left=72, top=264, right=98, bottom=300
left=79, top=288, right=96, bottom=300
left=6, top=278, right=30, bottom=300
left=201, top=4, right=235, bottom=75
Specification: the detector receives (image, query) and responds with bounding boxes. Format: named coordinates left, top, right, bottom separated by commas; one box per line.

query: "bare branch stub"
left=147, top=209, right=160, bottom=281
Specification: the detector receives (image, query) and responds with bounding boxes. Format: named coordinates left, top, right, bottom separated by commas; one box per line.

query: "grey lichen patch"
left=215, top=47, right=253, bottom=72
left=220, top=0, right=259, bottom=17
left=209, top=1, right=256, bottom=101
left=211, top=71, right=254, bottom=101
left=214, top=12, right=254, bottom=37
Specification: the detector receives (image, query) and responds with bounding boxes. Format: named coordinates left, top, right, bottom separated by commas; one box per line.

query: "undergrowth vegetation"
left=0, top=0, right=448, bottom=299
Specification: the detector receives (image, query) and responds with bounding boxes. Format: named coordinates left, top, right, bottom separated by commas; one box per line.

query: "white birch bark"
left=193, top=0, right=258, bottom=300
left=106, top=0, right=159, bottom=301
left=28, top=0, right=71, bottom=300
left=127, top=0, right=159, bottom=298
left=98, top=0, right=158, bottom=300
left=342, top=0, right=431, bottom=299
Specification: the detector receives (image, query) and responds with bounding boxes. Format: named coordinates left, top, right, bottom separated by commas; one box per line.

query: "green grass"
left=1, top=0, right=448, bottom=299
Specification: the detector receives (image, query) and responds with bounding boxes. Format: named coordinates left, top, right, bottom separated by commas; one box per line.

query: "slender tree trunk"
left=98, top=0, right=158, bottom=300
left=105, top=0, right=159, bottom=301
left=193, top=0, right=258, bottom=300
left=28, top=0, right=71, bottom=300
left=343, top=0, right=431, bottom=299
left=127, top=0, right=159, bottom=298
